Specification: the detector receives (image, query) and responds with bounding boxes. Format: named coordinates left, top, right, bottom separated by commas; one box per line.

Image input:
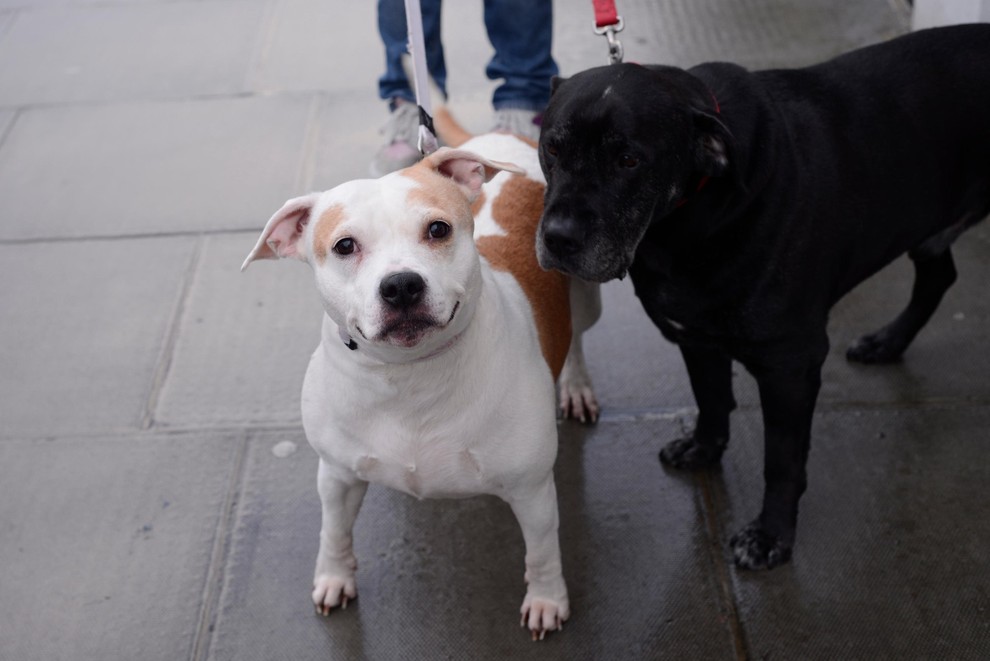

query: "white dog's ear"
left=421, top=147, right=525, bottom=203
left=241, top=193, right=321, bottom=271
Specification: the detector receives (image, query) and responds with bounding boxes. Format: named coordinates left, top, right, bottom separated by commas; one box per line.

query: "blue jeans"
left=377, top=0, right=559, bottom=112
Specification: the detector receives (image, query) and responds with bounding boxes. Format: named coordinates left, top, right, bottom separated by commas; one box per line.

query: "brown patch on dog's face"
left=477, top=176, right=571, bottom=378
left=312, top=203, right=347, bottom=263
left=402, top=164, right=475, bottom=236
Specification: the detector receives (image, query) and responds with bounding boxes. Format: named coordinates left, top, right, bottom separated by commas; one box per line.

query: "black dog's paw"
left=729, top=521, right=793, bottom=570
left=846, top=330, right=906, bottom=364
left=658, top=436, right=726, bottom=470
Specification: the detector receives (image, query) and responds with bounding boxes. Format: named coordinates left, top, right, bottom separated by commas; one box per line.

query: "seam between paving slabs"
left=0, top=227, right=262, bottom=246
left=189, top=430, right=250, bottom=661
left=241, top=0, right=282, bottom=94
left=140, top=235, right=205, bottom=430
left=296, top=92, right=324, bottom=193
left=0, top=107, right=20, bottom=151
left=0, top=10, right=16, bottom=41
left=697, top=471, right=750, bottom=661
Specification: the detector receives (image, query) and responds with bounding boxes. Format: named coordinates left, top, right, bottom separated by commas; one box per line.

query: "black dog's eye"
left=333, top=237, right=356, bottom=256
left=545, top=144, right=558, bottom=157
left=619, top=154, right=640, bottom=169
left=427, top=220, right=451, bottom=240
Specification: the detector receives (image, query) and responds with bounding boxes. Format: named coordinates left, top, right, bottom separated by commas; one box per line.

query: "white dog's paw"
left=312, top=574, right=357, bottom=616
left=558, top=377, right=599, bottom=424
left=557, top=349, right=598, bottom=423
left=520, top=594, right=569, bottom=641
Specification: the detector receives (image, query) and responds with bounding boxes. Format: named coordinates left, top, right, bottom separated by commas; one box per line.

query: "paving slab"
left=0, top=236, right=194, bottom=438
left=154, top=233, right=322, bottom=429
left=0, top=1, right=265, bottom=107
left=0, top=95, right=314, bottom=240
left=305, top=92, right=392, bottom=188
left=0, top=432, right=241, bottom=661
left=205, top=422, right=735, bottom=660
left=245, top=1, right=376, bottom=96
left=712, top=405, right=990, bottom=659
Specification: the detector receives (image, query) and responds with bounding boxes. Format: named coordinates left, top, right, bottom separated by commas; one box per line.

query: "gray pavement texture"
left=2, top=0, right=989, bottom=659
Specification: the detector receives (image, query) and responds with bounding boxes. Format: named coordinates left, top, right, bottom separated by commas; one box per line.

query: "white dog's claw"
left=559, top=386, right=600, bottom=424
left=312, top=574, right=357, bottom=617
left=520, top=596, right=568, bottom=641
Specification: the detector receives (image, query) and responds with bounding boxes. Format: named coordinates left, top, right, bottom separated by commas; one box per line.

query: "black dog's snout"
left=380, top=271, right=426, bottom=309
left=542, top=217, right=585, bottom=257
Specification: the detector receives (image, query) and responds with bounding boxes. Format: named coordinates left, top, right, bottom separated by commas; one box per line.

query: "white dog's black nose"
left=380, top=271, right=426, bottom=309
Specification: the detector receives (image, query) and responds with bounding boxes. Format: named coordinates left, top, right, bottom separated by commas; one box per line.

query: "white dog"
left=242, top=133, right=599, bottom=639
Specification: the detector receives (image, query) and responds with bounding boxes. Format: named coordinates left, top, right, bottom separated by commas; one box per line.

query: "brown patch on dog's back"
left=470, top=190, right=486, bottom=217
left=312, top=204, right=347, bottom=263
left=477, top=176, right=571, bottom=378
left=432, top=106, right=473, bottom=148
left=512, top=134, right=538, bottom=149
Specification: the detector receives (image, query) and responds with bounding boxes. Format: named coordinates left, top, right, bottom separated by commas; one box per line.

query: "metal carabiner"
left=593, top=16, right=624, bottom=65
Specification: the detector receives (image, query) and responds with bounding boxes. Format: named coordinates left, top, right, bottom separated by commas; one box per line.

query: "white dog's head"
left=242, top=148, right=523, bottom=363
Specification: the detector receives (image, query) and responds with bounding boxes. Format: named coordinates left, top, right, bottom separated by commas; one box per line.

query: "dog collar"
left=337, top=325, right=464, bottom=360
left=338, top=326, right=358, bottom=351
left=676, top=89, right=720, bottom=208
left=675, top=175, right=712, bottom=208
left=414, top=330, right=465, bottom=361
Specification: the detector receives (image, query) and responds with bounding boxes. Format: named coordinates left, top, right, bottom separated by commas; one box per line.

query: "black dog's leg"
left=659, top=345, right=736, bottom=469
left=730, top=361, right=822, bottom=570
left=847, top=248, right=957, bottom=364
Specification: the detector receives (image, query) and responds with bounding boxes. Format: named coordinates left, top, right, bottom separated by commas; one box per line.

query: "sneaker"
left=492, top=108, right=542, bottom=142
left=370, top=100, right=422, bottom=177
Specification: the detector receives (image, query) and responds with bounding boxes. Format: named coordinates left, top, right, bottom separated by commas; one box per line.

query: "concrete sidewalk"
left=2, top=0, right=988, bottom=659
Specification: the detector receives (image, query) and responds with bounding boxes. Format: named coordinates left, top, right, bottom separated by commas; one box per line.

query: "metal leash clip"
left=593, top=16, right=624, bottom=65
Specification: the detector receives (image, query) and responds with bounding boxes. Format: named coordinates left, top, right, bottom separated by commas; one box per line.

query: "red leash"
left=592, top=0, right=620, bottom=28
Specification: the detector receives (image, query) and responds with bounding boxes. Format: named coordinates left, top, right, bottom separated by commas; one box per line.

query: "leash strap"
left=403, top=0, right=440, bottom=155
left=592, top=0, right=624, bottom=64
left=592, top=0, right=619, bottom=27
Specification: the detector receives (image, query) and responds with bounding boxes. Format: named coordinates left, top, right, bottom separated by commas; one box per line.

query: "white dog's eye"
left=427, top=220, right=451, bottom=240
left=333, top=237, right=356, bottom=256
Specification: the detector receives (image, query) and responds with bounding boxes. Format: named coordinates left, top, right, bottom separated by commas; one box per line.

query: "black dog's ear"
left=550, top=76, right=567, bottom=96
left=692, top=110, right=732, bottom=176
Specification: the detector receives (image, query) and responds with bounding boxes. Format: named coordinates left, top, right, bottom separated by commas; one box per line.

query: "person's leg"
left=373, top=0, right=447, bottom=175
left=483, top=0, right=558, bottom=138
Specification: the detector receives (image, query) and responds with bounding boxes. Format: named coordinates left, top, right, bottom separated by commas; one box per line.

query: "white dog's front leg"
left=505, top=476, right=570, bottom=640
left=312, top=458, right=368, bottom=616
left=559, top=278, right=601, bottom=423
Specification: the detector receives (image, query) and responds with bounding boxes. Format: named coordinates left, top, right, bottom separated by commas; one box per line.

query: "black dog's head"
left=536, top=63, right=732, bottom=282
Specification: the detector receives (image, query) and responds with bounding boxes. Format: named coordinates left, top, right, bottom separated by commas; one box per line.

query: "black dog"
left=536, top=25, right=990, bottom=569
